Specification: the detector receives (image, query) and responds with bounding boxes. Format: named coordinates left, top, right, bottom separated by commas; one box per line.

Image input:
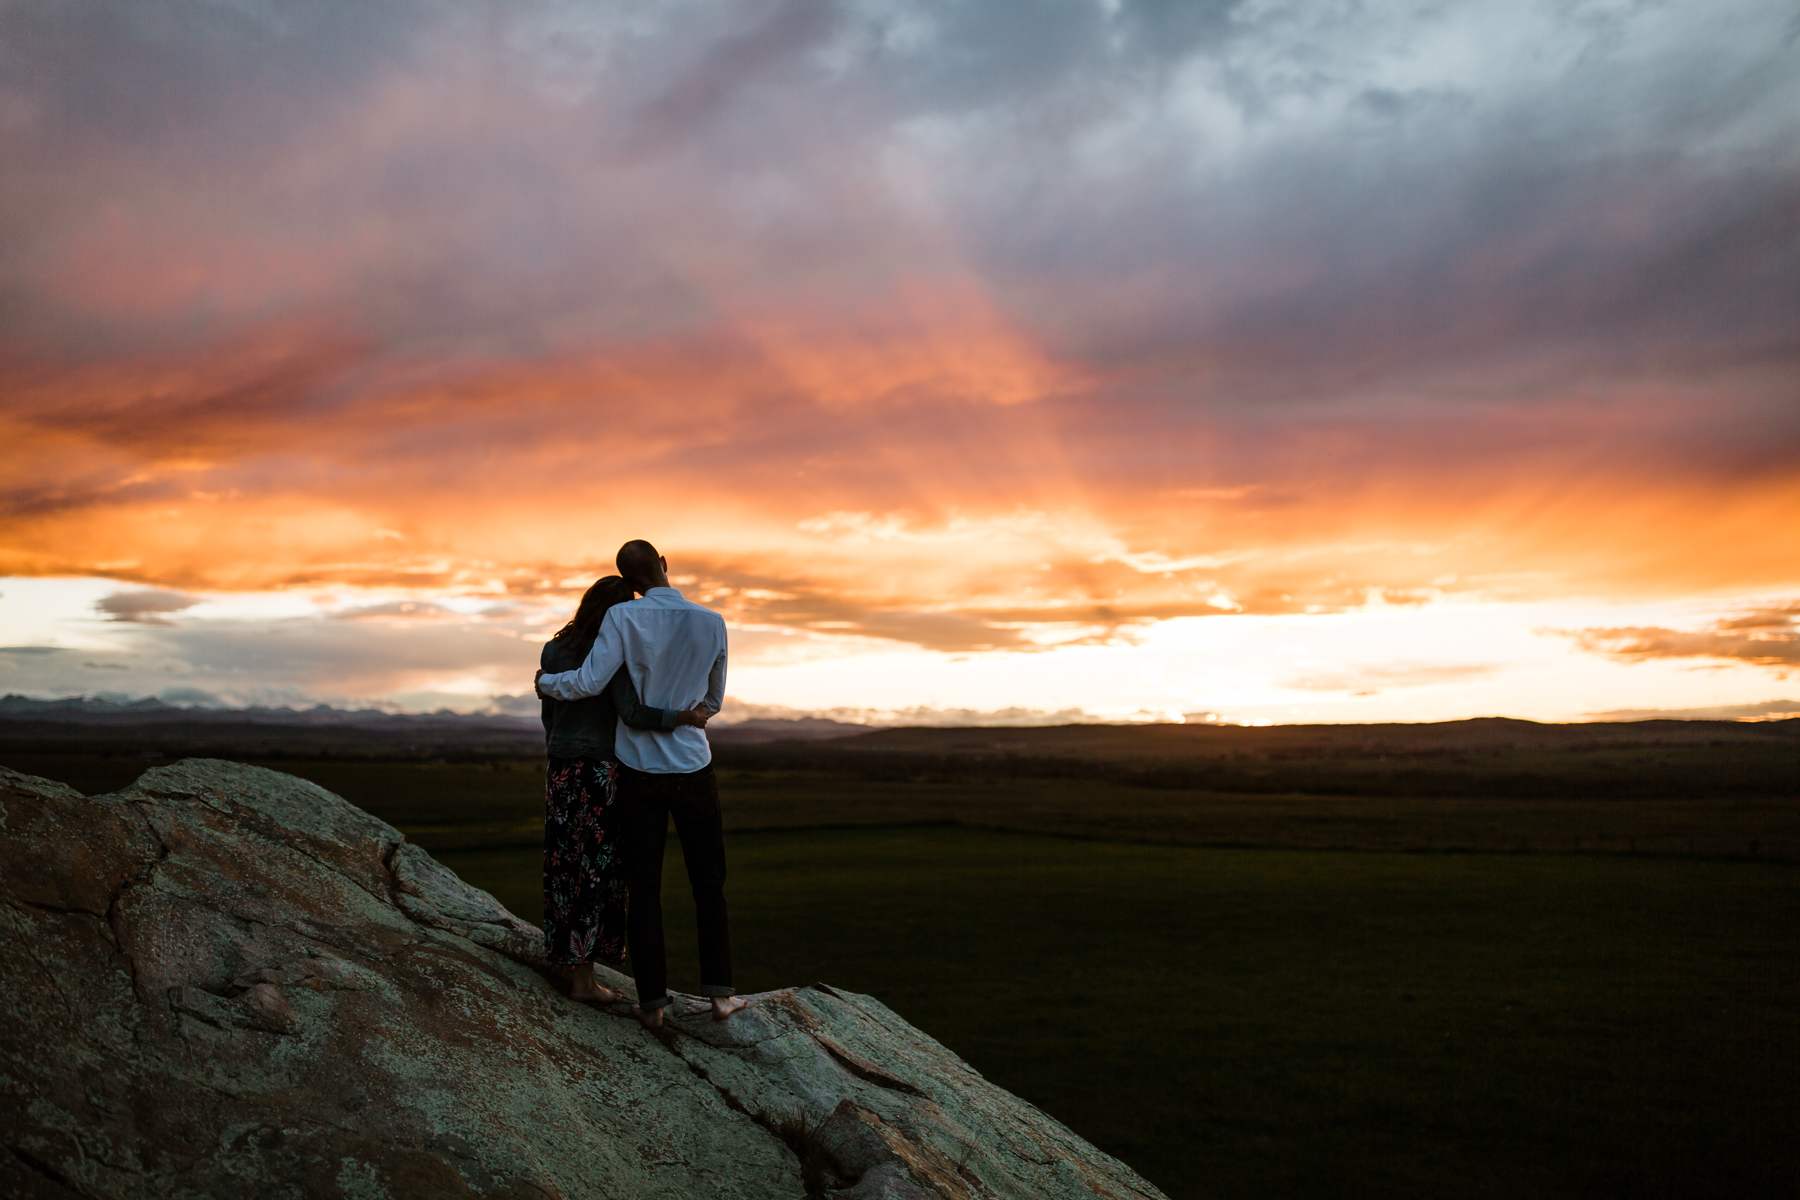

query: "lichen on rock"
left=0, top=760, right=1167, bottom=1199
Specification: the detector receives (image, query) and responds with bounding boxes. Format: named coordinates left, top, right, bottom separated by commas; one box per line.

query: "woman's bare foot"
left=572, top=981, right=621, bottom=1003
left=711, top=995, right=750, bottom=1021
left=568, top=963, right=621, bottom=1004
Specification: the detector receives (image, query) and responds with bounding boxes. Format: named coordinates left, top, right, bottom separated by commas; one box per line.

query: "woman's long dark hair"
left=550, top=576, right=635, bottom=662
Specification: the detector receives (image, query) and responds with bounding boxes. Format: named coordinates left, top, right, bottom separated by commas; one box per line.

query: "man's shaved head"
left=616, top=539, right=668, bottom=593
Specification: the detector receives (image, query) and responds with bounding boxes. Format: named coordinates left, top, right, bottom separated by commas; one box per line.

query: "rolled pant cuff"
left=640, top=993, right=673, bottom=1011
left=700, top=984, right=736, bottom=999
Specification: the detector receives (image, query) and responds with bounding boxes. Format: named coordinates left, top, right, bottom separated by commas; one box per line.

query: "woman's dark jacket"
left=539, top=636, right=681, bottom=760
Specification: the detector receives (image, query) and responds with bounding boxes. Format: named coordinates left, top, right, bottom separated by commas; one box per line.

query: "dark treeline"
left=716, top=718, right=1800, bottom=799
left=3, top=715, right=1796, bottom=802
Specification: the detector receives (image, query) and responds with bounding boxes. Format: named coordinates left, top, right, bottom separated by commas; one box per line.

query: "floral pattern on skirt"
left=542, top=755, right=629, bottom=967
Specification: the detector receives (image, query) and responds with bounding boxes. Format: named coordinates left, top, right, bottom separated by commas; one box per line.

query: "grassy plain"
left=6, top=718, right=1797, bottom=1197
left=19, top=722, right=1800, bottom=861
left=442, top=829, right=1799, bottom=1199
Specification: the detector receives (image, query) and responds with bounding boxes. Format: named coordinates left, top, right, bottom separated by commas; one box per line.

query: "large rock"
left=0, top=760, right=1168, bottom=1199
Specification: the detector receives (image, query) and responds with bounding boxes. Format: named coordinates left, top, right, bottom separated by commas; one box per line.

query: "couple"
left=534, top=538, right=749, bottom=1029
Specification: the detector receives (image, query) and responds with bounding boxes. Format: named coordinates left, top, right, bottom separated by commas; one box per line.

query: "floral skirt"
left=542, top=755, right=629, bottom=968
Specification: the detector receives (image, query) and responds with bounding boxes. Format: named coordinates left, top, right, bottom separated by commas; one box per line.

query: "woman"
left=540, top=575, right=709, bottom=1004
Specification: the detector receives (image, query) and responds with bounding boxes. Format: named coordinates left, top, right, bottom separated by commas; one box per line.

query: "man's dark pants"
left=615, top=761, right=733, bottom=1010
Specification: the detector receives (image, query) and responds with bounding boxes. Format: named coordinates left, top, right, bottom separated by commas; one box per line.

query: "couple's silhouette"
left=535, top=539, right=747, bottom=1028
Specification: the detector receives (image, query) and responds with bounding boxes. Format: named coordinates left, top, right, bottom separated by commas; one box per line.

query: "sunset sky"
left=1, top=0, right=1796, bottom=725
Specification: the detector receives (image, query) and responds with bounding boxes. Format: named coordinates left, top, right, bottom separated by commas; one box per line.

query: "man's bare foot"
left=635, top=1006, right=666, bottom=1030
left=711, top=995, right=750, bottom=1021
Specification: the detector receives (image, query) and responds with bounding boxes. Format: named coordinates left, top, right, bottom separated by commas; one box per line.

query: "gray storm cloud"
left=4, top=0, right=1794, bottom=397
left=1, top=0, right=1797, bottom=690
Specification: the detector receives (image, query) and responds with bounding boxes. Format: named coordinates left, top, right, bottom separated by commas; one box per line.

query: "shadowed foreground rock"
left=0, top=760, right=1168, bottom=1199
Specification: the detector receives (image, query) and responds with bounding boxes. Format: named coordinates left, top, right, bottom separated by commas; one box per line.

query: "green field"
left=8, top=720, right=1798, bottom=1198
left=21, top=746, right=1799, bottom=861
left=440, top=827, right=1799, bottom=1200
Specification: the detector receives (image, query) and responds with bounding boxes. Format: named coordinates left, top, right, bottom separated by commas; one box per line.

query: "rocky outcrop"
left=0, top=759, right=1168, bottom=1199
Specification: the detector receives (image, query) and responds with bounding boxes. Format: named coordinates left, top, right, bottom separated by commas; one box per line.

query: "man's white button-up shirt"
left=536, top=587, right=726, bottom=774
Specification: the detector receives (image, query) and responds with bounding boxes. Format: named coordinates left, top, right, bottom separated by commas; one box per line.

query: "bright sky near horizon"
left=1, top=1, right=1796, bottom=725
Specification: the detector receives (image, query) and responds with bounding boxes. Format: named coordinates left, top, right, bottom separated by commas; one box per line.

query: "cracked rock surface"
left=0, top=759, right=1168, bottom=1199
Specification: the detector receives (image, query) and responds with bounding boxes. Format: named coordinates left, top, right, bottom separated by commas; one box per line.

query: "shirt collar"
left=643, top=585, right=682, bottom=599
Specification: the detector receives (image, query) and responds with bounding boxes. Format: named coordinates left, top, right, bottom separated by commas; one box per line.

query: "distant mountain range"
left=0, top=694, right=868, bottom=744
left=0, top=693, right=523, bottom=727
left=6, top=694, right=1795, bottom=763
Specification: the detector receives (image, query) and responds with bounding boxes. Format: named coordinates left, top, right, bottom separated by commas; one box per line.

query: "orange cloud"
left=3, top=0, right=1796, bottom=694
left=1558, top=602, right=1800, bottom=675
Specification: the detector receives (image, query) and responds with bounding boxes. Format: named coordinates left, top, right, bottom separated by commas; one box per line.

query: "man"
left=534, top=539, right=748, bottom=1027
